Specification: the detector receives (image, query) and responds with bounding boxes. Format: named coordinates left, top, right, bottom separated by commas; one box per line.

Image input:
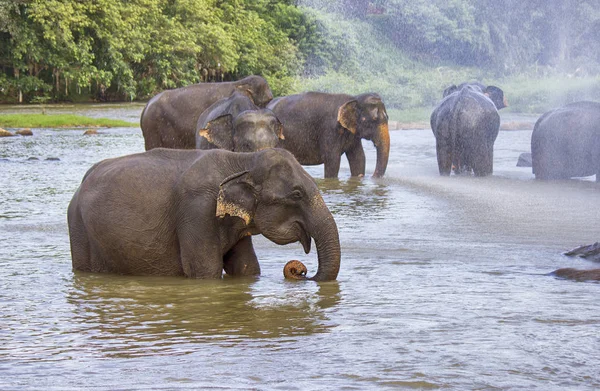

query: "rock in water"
left=564, top=242, right=600, bottom=262
left=283, top=260, right=308, bottom=279
left=552, top=268, right=600, bottom=281
left=516, top=152, right=532, bottom=167
left=0, top=128, right=15, bottom=137
left=16, top=129, right=33, bottom=136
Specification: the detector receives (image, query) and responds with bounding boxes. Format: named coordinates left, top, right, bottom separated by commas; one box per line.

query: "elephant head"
left=483, top=86, right=508, bottom=110
left=337, top=93, right=390, bottom=178
left=199, top=109, right=284, bottom=152
left=443, top=82, right=508, bottom=110
left=216, top=149, right=341, bottom=281
left=235, top=75, right=274, bottom=108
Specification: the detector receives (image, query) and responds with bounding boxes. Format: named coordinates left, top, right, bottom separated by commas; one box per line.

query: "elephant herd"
left=139, top=75, right=390, bottom=179
left=68, top=75, right=600, bottom=282
left=432, top=82, right=600, bottom=181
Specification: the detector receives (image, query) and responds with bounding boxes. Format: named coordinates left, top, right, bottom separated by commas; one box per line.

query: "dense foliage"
left=295, top=0, right=600, bottom=112
left=0, top=0, right=309, bottom=102
left=1, top=0, right=600, bottom=110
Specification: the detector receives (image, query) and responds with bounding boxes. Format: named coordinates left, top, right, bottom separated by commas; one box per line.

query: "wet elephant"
left=140, top=75, right=273, bottom=150
left=531, top=101, right=600, bottom=181
left=443, top=82, right=508, bottom=111
left=431, top=85, right=505, bottom=176
left=267, top=92, right=390, bottom=178
left=67, top=148, right=340, bottom=281
left=196, top=91, right=284, bottom=152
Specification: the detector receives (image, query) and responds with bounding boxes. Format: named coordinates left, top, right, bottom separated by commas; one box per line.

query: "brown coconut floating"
left=283, top=260, right=308, bottom=280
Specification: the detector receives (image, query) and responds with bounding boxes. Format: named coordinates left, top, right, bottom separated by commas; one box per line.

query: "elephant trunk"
left=372, top=122, right=390, bottom=178
left=304, top=198, right=341, bottom=281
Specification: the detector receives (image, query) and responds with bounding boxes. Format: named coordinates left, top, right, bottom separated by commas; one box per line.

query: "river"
left=1, top=104, right=599, bottom=390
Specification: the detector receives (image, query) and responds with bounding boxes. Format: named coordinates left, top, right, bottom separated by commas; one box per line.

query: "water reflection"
left=316, top=177, right=390, bottom=218
left=66, top=273, right=340, bottom=357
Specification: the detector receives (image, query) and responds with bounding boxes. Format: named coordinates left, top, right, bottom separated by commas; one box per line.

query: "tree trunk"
left=15, top=68, right=22, bottom=103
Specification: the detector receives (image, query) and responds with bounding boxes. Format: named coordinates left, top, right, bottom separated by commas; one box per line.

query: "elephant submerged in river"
left=140, top=75, right=273, bottom=150
left=531, top=101, right=600, bottom=181
left=196, top=90, right=284, bottom=152
left=67, top=148, right=341, bottom=281
left=430, top=84, right=507, bottom=176
left=267, top=92, right=390, bottom=178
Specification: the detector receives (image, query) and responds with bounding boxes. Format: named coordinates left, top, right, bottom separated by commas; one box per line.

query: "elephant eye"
left=289, top=189, right=303, bottom=201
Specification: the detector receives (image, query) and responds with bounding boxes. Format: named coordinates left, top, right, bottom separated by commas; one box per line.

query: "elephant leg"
left=323, top=153, right=342, bottom=178
left=436, top=139, right=452, bottom=176
left=223, top=236, right=261, bottom=277
left=473, top=144, right=493, bottom=176
left=178, top=215, right=224, bottom=278
left=68, top=208, right=92, bottom=272
left=345, top=142, right=366, bottom=177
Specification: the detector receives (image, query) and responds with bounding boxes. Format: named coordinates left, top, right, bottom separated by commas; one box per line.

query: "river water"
left=1, top=104, right=599, bottom=390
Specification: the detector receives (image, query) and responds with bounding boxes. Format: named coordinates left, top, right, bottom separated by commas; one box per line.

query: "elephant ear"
left=236, top=85, right=255, bottom=103
left=337, top=100, right=358, bottom=134
left=443, top=84, right=458, bottom=97
left=198, top=114, right=235, bottom=150
left=269, top=110, right=285, bottom=140
left=484, top=86, right=508, bottom=110
left=276, top=119, right=285, bottom=140
left=216, top=171, right=258, bottom=225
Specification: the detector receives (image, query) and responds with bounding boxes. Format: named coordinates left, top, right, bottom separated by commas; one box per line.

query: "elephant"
left=140, top=75, right=273, bottom=150
left=267, top=92, right=390, bottom=178
left=531, top=101, right=600, bottom=181
left=443, top=82, right=508, bottom=111
left=430, top=84, right=505, bottom=176
left=67, top=148, right=341, bottom=281
left=196, top=91, right=284, bottom=152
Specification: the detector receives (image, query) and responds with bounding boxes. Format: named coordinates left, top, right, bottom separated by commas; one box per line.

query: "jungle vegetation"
left=1, top=0, right=599, bottom=114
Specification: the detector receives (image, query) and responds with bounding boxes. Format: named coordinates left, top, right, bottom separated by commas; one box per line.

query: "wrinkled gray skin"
left=531, top=101, right=600, bottom=181
left=68, top=148, right=341, bottom=281
left=140, top=75, right=273, bottom=150
left=267, top=92, right=390, bottom=178
left=431, top=85, right=502, bottom=176
left=196, top=91, right=284, bottom=152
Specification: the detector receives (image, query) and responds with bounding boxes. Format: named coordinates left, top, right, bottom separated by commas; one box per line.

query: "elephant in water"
left=430, top=84, right=506, bottom=176
left=267, top=92, right=390, bottom=178
left=140, top=75, right=273, bottom=150
left=531, top=101, right=600, bottom=181
left=196, top=91, right=284, bottom=152
left=67, top=148, right=341, bottom=281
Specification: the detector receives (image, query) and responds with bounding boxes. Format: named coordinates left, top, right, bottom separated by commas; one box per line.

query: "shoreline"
left=389, top=120, right=537, bottom=131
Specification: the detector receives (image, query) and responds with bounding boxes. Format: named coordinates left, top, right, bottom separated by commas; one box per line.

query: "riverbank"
left=0, top=114, right=137, bottom=129
left=0, top=103, right=537, bottom=132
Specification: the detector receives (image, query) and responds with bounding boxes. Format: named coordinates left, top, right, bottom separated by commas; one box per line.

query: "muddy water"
left=1, top=105, right=599, bottom=390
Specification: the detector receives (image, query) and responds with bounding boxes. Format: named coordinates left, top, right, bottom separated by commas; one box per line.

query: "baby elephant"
left=196, top=91, right=284, bottom=152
